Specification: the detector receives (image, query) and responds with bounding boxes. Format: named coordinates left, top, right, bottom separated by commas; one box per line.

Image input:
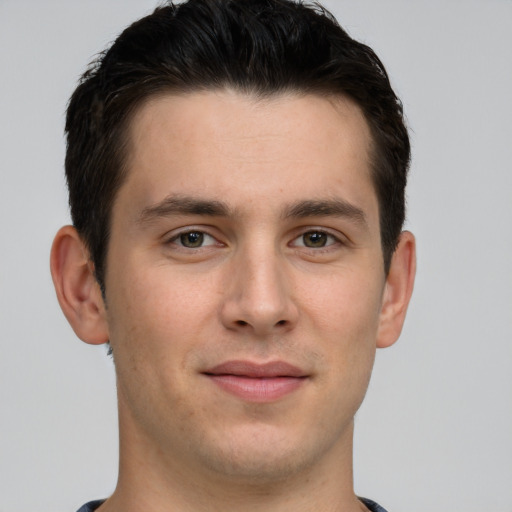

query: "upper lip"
left=204, top=360, right=307, bottom=378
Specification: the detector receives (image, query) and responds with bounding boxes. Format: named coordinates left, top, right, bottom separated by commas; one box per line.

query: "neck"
left=100, top=396, right=364, bottom=512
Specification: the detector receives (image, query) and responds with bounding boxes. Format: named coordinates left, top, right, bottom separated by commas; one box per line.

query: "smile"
left=203, top=360, right=308, bottom=402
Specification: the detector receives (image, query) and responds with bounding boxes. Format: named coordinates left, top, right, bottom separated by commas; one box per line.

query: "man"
left=50, top=0, right=415, bottom=510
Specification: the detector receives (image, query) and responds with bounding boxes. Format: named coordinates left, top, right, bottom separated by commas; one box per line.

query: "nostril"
left=276, top=320, right=287, bottom=326
left=235, top=320, right=248, bottom=327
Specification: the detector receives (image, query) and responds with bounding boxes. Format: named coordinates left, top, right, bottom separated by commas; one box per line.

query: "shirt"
left=76, top=497, right=389, bottom=511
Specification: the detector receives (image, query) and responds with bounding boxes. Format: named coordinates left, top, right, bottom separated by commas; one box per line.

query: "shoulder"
left=75, top=500, right=105, bottom=512
left=360, top=497, right=389, bottom=512
left=75, top=498, right=386, bottom=511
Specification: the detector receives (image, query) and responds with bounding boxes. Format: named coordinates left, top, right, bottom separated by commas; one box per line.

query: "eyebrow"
left=283, top=199, right=368, bottom=227
left=138, top=195, right=232, bottom=224
left=138, top=194, right=367, bottom=228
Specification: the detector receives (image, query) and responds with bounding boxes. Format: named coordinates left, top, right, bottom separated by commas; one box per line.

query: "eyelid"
left=289, top=227, right=345, bottom=249
left=162, top=225, right=347, bottom=250
left=164, top=226, right=222, bottom=248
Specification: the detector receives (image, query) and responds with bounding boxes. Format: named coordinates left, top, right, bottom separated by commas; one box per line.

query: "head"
left=65, top=0, right=410, bottom=293
left=52, top=0, right=416, bottom=498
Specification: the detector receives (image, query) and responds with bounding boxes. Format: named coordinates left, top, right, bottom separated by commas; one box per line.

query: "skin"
left=51, top=90, right=415, bottom=512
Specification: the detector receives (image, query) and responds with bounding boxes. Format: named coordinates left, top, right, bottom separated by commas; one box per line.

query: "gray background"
left=1, top=1, right=511, bottom=511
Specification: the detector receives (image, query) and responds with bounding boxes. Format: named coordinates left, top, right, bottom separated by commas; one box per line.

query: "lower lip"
left=206, top=375, right=306, bottom=402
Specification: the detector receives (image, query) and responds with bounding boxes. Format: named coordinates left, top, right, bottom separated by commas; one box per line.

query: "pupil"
left=305, top=232, right=326, bottom=247
left=181, top=232, right=203, bottom=247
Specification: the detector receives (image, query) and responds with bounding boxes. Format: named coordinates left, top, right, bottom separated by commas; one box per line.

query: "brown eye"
left=179, top=231, right=205, bottom=248
left=302, top=231, right=329, bottom=248
left=290, top=230, right=340, bottom=250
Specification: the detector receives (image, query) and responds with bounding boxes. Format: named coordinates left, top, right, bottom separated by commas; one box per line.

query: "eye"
left=292, top=230, right=339, bottom=249
left=170, top=230, right=217, bottom=248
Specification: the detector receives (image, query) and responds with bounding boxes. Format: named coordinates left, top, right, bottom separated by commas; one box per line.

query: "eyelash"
left=290, top=229, right=341, bottom=250
left=166, top=229, right=220, bottom=250
left=165, top=227, right=343, bottom=252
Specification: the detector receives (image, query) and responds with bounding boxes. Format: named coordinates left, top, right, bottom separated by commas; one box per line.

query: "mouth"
left=202, top=360, right=308, bottom=402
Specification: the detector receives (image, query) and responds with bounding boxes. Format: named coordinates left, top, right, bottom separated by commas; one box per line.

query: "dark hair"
left=65, top=0, right=410, bottom=292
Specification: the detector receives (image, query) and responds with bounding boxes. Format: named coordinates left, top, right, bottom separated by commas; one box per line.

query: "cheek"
left=105, top=268, right=209, bottom=423
left=109, top=257, right=216, bottom=332
left=300, top=270, right=383, bottom=386
left=301, top=268, right=383, bottom=337
left=104, top=264, right=206, bottom=375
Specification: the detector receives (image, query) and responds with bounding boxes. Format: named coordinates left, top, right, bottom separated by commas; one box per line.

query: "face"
left=104, top=91, right=389, bottom=482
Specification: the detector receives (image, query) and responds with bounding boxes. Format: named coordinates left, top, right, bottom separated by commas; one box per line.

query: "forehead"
left=120, top=90, right=377, bottom=221
left=129, top=89, right=372, bottom=158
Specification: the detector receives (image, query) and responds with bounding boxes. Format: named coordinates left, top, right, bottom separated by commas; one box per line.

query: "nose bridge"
left=221, top=237, right=297, bottom=335
left=245, top=244, right=285, bottom=309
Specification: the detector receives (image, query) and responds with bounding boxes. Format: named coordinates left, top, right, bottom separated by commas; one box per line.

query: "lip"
left=203, top=360, right=308, bottom=403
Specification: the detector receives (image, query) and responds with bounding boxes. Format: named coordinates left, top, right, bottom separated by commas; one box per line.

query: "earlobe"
left=50, top=225, right=109, bottom=345
left=376, top=231, right=416, bottom=349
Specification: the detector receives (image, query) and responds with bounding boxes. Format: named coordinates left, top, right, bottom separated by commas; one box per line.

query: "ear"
left=376, top=230, right=416, bottom=349
left=50, top=225, right=109, bottom=345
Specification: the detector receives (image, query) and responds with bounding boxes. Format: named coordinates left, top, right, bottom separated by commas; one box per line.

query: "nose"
left=220, top=248, right=299, bottom=337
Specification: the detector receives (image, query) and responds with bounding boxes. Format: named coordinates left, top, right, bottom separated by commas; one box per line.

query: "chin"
left=193, top=423, right=335, bottom=485
left=202, top=449, right=309, bottom=485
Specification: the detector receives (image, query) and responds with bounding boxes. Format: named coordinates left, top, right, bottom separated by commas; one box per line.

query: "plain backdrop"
left=1, top=1, right=511, bottom=511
